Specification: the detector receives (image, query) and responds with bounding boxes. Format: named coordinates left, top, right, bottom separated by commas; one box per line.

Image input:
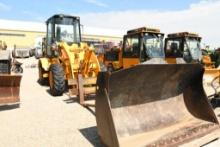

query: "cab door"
left=164, top=38, right=183, bottom=64
left=122, top=35, right=141, bottom=69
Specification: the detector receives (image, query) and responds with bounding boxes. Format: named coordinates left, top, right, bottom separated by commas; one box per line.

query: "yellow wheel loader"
left=164, top=32, right=220, bottom=103
left=95, top=28, right=219, bottom=146
left=164, top=32, right=202, bottom=64
left=118, top=27, right=165, bottom=69
left=38, top=14, right=100, bottom=106
left=0, top=48, right=22, bottom=106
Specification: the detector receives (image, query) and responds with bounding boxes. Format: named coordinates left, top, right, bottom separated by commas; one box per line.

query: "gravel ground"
left=0, top=57, right=102, bottom=147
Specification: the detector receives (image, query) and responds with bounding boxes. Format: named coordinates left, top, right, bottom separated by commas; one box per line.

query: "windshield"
left=105, top=50, right=119, bottom=61
left=144, top=33, right=164, bottom=58
left=186, top=38, right=202, bottom=61
left=54, top=18, right=80, bottom=43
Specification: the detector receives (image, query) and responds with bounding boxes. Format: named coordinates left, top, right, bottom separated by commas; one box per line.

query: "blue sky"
left=0, top=0, right=201, bottom=22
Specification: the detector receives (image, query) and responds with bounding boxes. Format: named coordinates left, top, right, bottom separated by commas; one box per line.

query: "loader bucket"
left=96, top=64, right=219, bottom=147
left=0, top=74, right=22, bottom=105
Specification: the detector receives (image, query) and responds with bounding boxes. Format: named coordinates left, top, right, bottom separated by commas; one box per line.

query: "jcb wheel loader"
left=38, top=14, right=100, bottom=106
left=95, top=28, right=219, bottom=147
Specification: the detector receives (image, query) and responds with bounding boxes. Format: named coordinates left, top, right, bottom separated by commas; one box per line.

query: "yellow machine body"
left=38, top=14, right=100, bottom=106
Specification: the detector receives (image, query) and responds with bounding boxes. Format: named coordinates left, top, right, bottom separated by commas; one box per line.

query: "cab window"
left=165, top=39, right=182, bottom=57
left=123, top=36, right=139, bottom=58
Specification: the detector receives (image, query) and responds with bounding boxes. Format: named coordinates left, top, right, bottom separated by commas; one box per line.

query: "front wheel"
left=49, top=64, right=65, bottom=96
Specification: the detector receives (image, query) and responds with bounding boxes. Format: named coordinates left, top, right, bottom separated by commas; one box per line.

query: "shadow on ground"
left=84, top=106, right=96, bottom=116
left=79, top=126, right=105, bottom=147
left=0, top=104, right=20, bottom=111
left=63, top=95, right=96, bottom=116
left=64, top=97, right=96, bottom=116
left=63, top=97, right=78, bottom=104
left=36, top=79, right=49, bottom=87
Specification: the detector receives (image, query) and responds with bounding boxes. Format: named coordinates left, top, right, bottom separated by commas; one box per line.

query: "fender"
left=39, top=58, right=50, bottom=71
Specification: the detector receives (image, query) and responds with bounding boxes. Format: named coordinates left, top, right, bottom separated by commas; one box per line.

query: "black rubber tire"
left=49, top=64, right=65, bottom=96
left=15, top=66, right=23, bottom=73
left=38, top=61, right=47, bottom=85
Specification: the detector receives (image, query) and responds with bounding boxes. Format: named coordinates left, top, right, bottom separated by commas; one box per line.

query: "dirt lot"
left=0, top=57, right=102, bottom=147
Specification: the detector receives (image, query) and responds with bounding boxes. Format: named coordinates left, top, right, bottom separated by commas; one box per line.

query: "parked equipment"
left=34, top=37, right=45, bottom=59
left=11, top=59, right=23, bottom=73
left=38, top=14, right=100, bottom=106
left=202, top=49, right=215, bottom=68
left=96, top=28, right=219, bottom=146
left=104, top=48, right=121, bottom=72
left=12, top=45, right=30, bottom=58
left=164, top=32, right=220, bottom=98
left=164, top=32, right=202, bottom=63
left=118, top=27, right=165, bottom=69
left=94, top=42, right=121, bottom=72
left=97, top=27, right=165, bottom=71
left=0, top=50, right=22, bottom=105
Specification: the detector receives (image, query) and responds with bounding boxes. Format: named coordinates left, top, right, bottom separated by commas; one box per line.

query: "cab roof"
left=127, top=27, right=163, bottom=35
left=167, top=32, right=201, bottom=38
left=46, top=14, right=80, bottom=24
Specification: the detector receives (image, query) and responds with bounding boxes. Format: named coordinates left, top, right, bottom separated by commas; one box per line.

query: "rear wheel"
left=15, top=66, right=23, bottom=73
left=49, top=64, right=65, bottom=96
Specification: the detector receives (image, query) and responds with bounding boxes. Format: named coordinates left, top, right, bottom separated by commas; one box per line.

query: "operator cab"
left=165, top=32, right=202, bottom=63
left=122, top=27, right=164, bottom=68
left=45, top=14, right=81, bottom=57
